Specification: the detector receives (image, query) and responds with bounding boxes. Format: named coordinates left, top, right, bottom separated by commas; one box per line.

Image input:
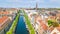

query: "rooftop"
left=0, top=11, right=10, bottom=15
left=38, top=20, right=48, bottom=30
left=0, top=16, right=8, bottom=24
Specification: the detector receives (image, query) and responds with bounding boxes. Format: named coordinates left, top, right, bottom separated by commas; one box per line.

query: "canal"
left=15, top=15, right=29, bottom=34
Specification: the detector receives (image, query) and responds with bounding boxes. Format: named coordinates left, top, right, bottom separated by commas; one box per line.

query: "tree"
left=48, top=20, right=53, bottom=27
left=48, top=20, right=59, bottom=27
left=52, top=22, right=59, bottom=27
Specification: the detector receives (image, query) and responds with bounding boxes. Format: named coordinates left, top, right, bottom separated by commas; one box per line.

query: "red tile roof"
left=0, top=11, right=10, bottom=15
left=48, top=26, right=60, bottom=32
left=38, top=20, right=48, bottom=30
left=0, top=16, right=10, bottom=30
left=0, top=12, right=3, bottom=14
left=4, top=11, right=9, bottom=14
left=56, top=26, right=60, bottom=31
left=0, top=16, right=8, bottom=24
left=49, top=26, right=54, bottom=32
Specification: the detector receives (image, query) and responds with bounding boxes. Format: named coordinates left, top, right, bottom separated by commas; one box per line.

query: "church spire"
left=36, top=2, right=38, bottom=12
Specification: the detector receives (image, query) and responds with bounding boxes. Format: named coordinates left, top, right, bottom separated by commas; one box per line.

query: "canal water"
left=15, top=15, right=29, bottom=34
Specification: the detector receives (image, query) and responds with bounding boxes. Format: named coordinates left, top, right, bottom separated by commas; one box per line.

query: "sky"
left=0, top=0, right=60, bottom=8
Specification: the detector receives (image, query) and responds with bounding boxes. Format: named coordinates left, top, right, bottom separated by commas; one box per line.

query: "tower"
left=36, top=2, right=38, bottom=12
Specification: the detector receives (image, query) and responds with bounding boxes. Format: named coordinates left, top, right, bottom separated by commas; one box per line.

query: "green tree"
left=52, top=22, right=59, bottom=27
left=48, top=20, right=53, bottom=27
left=48, top=20, right=59, bottom=27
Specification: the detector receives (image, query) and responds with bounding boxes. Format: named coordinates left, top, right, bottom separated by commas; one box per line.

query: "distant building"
left=36, top=2, right=38, bottom=12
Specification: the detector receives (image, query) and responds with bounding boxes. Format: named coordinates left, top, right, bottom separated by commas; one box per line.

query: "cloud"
left=3, top=0, right=22, bottom=2
left=35, top=0, right=44, bottom=3
left=4, top=0, right=44, bottom=3
left=50, top=0, right=60, bottom=3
